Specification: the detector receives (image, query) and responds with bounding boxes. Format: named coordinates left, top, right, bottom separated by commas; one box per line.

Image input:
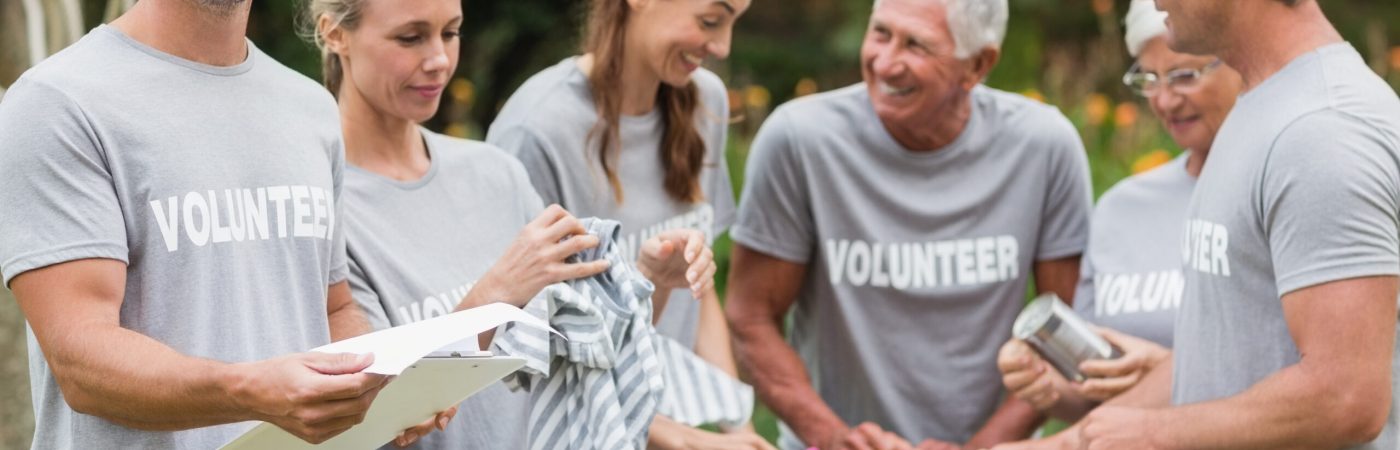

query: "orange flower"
left=1390, top=46, right=1400, bottom=71
left=727, top=89, right=744, bottom=111
left=794, top=78, right=819, bottom=98
left=745, top=85, right=771, bottom=110
left=1132, top=149, right=1173, bottom=174
left=1085, top=94, right=1111, bottom=127
left=1114, top=103, right=1140, bottom=128
left=444, top=123, right=470, bottom=139
left=449, top=78, right=475, bottom=106
left=1021, top=89, right=1045, bottom=103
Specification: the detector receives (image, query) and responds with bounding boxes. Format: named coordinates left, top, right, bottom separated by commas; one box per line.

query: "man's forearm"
left=46, top=323, right=251, bottom=430
left=966, top=397, right=1043, bottom=449
left=731, top=319, right=844, bottom=446
left=1150, top=363, right=1385, bottom=450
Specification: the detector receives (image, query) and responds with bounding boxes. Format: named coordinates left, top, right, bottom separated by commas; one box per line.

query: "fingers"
left=1079, top=356, right=1142, bottom=379
left=1021, top=366, right=1060, bottom=410
left=303, top=352, right=375, bottom=376
left=530, top=204, right=570, bottom=229
left=1075, top=371, right=1142, bottom=400
left=681, top=229, right=705, bottom=263
left=551, top=234, right=602, bottom=260
left=541, top=211, right=587, bottom=242
left=1001, top=353, right=1045, bottom=392
left=393, top=417, right=438, bottom=448
left=997, top=340, right=1036, bottom=372
left=556, top=260, right=611, bottom=281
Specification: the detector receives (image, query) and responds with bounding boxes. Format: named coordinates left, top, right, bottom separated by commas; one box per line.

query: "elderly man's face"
left=860, top=0, right=978, bottom=136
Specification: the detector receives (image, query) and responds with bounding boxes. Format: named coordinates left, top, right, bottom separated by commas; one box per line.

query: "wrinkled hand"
left=998, top=339, right=1065, bottom=411
left=637, top=228, right=716, bottom=296
left=475, top=205, right=609, bottom=307
left=826, top=422, right=917, bottom=450
left=235, top=352, right=390, bottom=444
left=1077, top=406, right=1164, bottom=450
left=390, top=406, right=457, bottom=448
left=1074, top=328, right=1170, bottom=401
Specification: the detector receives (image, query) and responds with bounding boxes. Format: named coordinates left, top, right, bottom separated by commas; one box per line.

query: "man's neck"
left=1217, top=1, right=1343, bottom=91
left=109, top=0, right=251, bottom=67
left=884, top=92, right=972, bottom=152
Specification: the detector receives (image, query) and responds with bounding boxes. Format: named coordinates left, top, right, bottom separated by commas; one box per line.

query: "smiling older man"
left=723, top=0, right=1092, bottom=449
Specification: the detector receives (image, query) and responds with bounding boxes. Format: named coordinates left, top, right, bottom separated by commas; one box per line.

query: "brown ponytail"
left=583, top=0, right=708, bottom=204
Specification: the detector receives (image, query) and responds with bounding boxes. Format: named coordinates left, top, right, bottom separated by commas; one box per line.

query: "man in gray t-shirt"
left=0, top=2, right=408, bottom=449
left=1071, top=1, right=1400, bottom=449
left=725, top=0, right=1092, bottom=448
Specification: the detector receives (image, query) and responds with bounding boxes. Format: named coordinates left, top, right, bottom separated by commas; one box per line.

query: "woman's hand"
left=468, top=205, right=610, bottom=308
left=1074, top=328, right=1171, bottom=401
left=637, top=228, right=716, bottom=297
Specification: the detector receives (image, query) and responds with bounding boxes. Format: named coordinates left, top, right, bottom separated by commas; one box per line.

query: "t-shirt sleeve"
left=0, top=78, right=129, bottom=287
left=328, top=136, right=349, bottom=285
left=346, top=256, right=392, bottom=331
left=1035, top=113, right=1093, bottom=261
left=729, top=110, right=815, bottom=263
left=697, top=71, right=737, bottom=236
left=1261, top=110, right=1400, bottom=297
left=491, top=126, right=566, bottom=208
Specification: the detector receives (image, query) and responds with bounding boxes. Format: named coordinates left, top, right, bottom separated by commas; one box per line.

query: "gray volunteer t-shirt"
left=0, top=25, right=346, bottom=449
left=487, top=57, right=736, bottom=347
left=343, top=130, right=540, bottom=450
left=1073, top=154, right=1193, bottom=347
left=732, top=84, right=1092, bottom=447
left=1172, top=43, right=1400, bottom=450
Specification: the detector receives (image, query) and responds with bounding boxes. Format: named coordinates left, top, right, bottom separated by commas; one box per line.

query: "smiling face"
left=860, top=0, right=984, bottom=137
left=329, top=0, right=461, bottom=122
left=625, top=0, right=751, bottom=88
left=1136, top=37, right=1242, bottom=153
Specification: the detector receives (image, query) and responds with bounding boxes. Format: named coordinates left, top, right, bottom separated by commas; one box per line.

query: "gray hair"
left=875, top=0, right=1009, bottom=59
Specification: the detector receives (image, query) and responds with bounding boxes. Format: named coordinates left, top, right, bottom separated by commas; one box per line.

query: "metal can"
left=1012, top=293, right=1121, bottom=382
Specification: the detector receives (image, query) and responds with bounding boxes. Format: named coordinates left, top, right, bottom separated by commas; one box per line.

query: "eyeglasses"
left=1122, top=59, right=1223, bottom=96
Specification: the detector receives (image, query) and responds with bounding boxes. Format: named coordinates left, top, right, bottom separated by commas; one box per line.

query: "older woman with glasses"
left=993, top=0, right=1244, bottom=430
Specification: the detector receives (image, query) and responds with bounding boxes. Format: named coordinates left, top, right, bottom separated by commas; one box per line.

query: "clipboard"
left=217, top=302, right=552, bottom=450
left=219, top=354, right=526, bottom=450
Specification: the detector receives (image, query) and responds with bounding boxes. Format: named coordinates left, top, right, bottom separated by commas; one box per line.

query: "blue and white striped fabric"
left=493, top=218, right=756, bottom=449
left=654, top=335, right=755, bottom=429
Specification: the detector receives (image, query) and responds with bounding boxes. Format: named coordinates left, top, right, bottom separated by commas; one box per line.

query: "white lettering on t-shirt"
left=148, top=185, right=337, bottom=252
left=617, top=204, right=717, bottom=261
left=1182, top=219, right=1231, bottom=277
left=1093, top=270, right=1184, bottom=318
left=398, top=281, right=477, bottom=324
left=825, top=236, right=1021, bottom=289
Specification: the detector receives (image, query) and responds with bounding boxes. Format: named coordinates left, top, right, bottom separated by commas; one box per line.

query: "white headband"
left=1124, top=0, right=1169, bottom=57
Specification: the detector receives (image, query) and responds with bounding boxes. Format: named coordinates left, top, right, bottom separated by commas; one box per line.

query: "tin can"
left=1012, top=293, right=1121, bottom=382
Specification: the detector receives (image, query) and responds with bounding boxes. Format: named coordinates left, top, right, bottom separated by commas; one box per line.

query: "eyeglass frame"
left=1122, top=59, right=1223, bottom=97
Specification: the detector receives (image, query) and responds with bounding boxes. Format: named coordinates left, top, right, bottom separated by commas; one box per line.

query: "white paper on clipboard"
left=219, top=302, right=555, bottom=449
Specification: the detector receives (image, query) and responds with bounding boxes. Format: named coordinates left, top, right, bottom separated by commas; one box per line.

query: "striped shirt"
left=494, top=219, right=753, bottom=449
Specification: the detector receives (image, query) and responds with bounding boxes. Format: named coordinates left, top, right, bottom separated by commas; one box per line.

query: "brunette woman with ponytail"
left=488, top=0, right=770, bottom=448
